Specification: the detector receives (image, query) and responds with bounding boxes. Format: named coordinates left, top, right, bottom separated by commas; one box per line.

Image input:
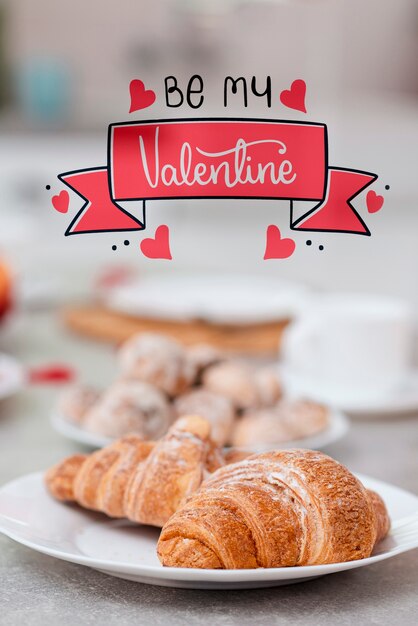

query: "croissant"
left=45, top=415, right=227, bottom=527
left=157, top=449, right=390, bottom=569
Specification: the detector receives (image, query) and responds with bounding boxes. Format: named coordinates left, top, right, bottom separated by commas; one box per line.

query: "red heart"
left=264, top=225, right=296, bottom=260
left=129, top=79, right=156, bottom=112
left=280, top=79, right=307, bottom=113
left=52, top=190, right=69, bottom=213
left=366, top=190, right=384, bottom=213
left=140, top=225, right=172, bottom=260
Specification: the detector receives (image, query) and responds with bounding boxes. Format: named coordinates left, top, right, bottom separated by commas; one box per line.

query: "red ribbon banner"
left=59, top=118, right=376, bottom=236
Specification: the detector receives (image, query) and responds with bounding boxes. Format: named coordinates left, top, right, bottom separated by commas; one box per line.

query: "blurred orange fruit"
left=0, top=260, right=12, bottom=319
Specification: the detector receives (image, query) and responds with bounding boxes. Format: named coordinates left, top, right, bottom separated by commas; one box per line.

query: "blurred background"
left=0, top=0, right=416, bottom=311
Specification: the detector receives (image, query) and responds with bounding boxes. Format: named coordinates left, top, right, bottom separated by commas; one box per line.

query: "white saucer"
left=50, top=408, right=350, bottom=451
left=281, top=366, right=418, bottom=417
left=0, top=472, right=417, bottom=589
left=0, top=353, right=24, bottom=400
left=106, top=273, right=309, bottom=324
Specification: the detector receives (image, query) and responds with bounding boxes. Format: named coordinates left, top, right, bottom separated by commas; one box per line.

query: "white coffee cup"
left=281, top=293, right=413, bottom=406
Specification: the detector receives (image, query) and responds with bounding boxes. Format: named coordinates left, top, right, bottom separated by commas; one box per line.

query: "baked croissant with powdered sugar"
left=45, top=415, right=246, bottom=527
left=157, top=449, right=390, bottom=569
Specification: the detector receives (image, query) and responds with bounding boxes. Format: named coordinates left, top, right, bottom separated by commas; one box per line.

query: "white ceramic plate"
left=50, top=408, right=349, bottom=451
left=0, top=472, right=417, bottom=589
left=50, top=412, right=112, bottom=449
left=106, top=274, right=309, bottom=324
left=0, top=353, right=24, bottom=400
left=282, top=365, right=418, bottom=417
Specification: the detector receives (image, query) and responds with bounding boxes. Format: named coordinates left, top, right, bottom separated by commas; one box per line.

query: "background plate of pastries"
left=1, top=414, right=417, bottom=589
left=51, top=332, right=349, bottom=452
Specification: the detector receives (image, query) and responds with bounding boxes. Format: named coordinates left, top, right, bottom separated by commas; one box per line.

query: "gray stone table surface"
left=0, top=310, right=417, bottom=626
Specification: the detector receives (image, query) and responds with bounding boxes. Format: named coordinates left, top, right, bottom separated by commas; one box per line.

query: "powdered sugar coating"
left=254, top=368, right=283, bottom=406
left=58, top=384, right=101, bottom=424
left=118, top=332, right=196, bottom=396
left=174, top=389, right=235, bottom=446
left=186, top=344, right=224, bottom=378
left=83, top=380, right=174, bottom=439
left=203, top=361, right=283, bottom=411
left=232, top=399, right=329, bottom=447
left=202, top=361, right=260, bottom=410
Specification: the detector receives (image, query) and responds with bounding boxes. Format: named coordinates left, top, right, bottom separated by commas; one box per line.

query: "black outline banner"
left=58, top=117, right=377, bottom=237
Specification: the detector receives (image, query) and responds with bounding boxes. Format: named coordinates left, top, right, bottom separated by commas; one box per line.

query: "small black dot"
left=319, top=245, right=324, bottom=251
left=112, top=245, right=117, bottom=251
left=124, top=240, right=130, bottom=246
left=306, top=240, right=312, bottom=246
left=46, top=185, right=51, bottom=190
left=385, top=185, right=390, bottom=190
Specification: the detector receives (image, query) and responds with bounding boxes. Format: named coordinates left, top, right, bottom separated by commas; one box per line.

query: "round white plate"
left=106, top=274, right=309, bottom=324
left=0, top=353, right=24, bottom=400
left=50, top=412, right=113, bottom=449
left=50, top=408, right=349, bottom=451
left=282, top=365, right=418, bottom=417
left=0, top=472, right=417, bottom=589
